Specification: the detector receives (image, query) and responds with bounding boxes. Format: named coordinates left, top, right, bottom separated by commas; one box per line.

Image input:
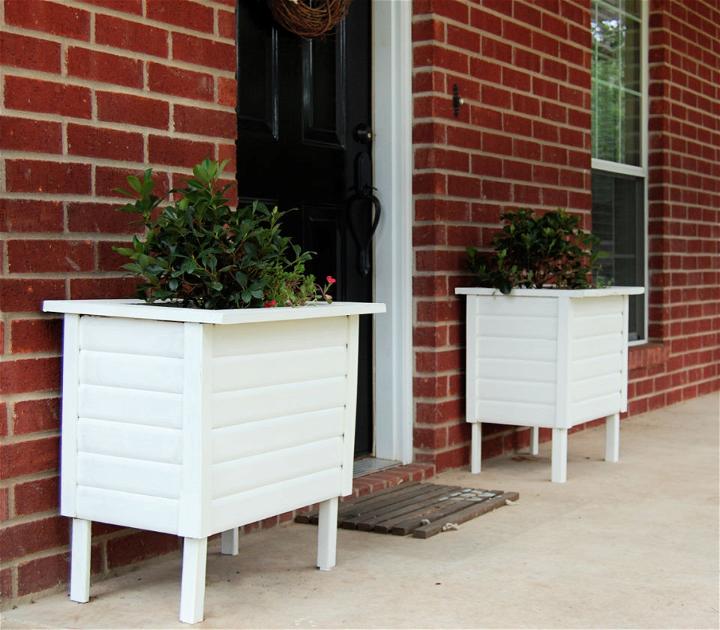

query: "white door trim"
left=371, top=0, right=414, bottom=463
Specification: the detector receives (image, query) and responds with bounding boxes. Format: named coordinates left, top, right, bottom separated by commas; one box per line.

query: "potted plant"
left=455, top=209, right=643, bottom=483
left=44, top=160, right=385, bottom=624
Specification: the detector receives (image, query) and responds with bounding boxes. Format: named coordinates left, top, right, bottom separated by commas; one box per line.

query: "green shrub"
left=114, top=159, right=331, bottom=309
left=466, top=208, right=605, bottom=294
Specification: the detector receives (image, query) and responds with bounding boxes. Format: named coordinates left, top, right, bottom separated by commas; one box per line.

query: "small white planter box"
left=43, top=299, right=385, bottom=624
left=455, top=287, right=644, bottom=483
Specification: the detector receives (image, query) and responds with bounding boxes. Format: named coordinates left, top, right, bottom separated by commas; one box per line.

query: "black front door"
left=236, top=1, right=374, bottom=455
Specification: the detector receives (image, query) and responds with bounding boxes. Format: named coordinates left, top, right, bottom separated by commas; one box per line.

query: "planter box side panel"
left=469, top=296, right=559, bottom=427
left=567, top=295, right=626, bottom=425
left=207, top=317, right=352, bottom=533
left=71, top=316, right=185, bottom=535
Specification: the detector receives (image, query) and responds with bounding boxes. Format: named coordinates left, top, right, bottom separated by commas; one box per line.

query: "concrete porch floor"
left=3, top=393, right=718, bottom=629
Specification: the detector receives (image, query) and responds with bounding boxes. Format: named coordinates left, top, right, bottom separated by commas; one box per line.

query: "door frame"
left=371, top=0, right=414, bottom=463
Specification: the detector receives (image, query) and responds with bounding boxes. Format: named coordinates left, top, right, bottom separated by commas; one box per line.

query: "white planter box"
left=455, top=287, right=644, bottom=482
left=44, top=299, right=385, bottom=624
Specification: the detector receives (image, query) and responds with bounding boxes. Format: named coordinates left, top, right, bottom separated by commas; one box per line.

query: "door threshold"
left=352, top=457, right=400, bottom=478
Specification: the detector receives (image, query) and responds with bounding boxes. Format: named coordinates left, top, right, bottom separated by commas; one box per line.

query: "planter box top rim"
left=455, top=286, right=644, bottom=298
left=43, top=299, right=386, bottom=324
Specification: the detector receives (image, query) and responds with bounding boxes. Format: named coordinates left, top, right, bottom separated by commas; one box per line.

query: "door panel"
left=236, top=1, right=374, bottom=455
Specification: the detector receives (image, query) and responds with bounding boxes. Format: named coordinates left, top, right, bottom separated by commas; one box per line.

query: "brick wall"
left=0, top=0, right=237, bottom=603
left=410, top=0, right=719, bottom=472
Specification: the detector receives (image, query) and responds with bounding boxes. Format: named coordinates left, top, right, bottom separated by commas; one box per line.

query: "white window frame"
left=591, top=0, right=649, bottom=344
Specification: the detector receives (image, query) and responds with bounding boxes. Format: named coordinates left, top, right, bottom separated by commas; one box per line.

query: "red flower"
left=326, top=276, right=336, bottom=285
left=264, top=299, right=277, bottom=308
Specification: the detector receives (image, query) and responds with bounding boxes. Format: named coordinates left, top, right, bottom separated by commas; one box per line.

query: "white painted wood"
left=473, top=400, right=556, bottom=427
left=77, top=452, right=181, bottom=499
left=179, top=538, right=207, bottom=624
left=212, top=346, right=347, bottom=392
left=555, top=297, right=571, bottom=428
left=455, top=287, right=644, bottom=297
left=605, top=413, right=620, bottom=463
left=212, top=437, right=343, bottom=500
left=474, top=336, right=557, bottom=362
left=467, top=295, right=557, bottom=317
left=178, top=323, right=210, bottom=539
left=212, top=408, right=344, bottom=464
left=470, top=423, right=482, bottom=474
left=477, top=314, right=557, bottom=339
left=571, top=294, right=624, bottom=316
left=70, top=518, right=91, bottom=603
left=570, top=393, right=624, bottom=426
left=570, top=313, right=623, bottom=338
left=477, top=379, right=556, bottom=405
left=220, top=529, right=239, bottom=556
left=60, top=314, right=80, bottom=517
left=80, top=350, right=183, bottom=394
left=572, top=333, right=624, bottom=360
left=530, top=426, right=539, bottom=456
left=44, top=299, right=385, bottom=324
left=210, top=468, right=342, bottom=534
left=79, top=385, right=182, bottom=429
left=211, top=377, right=348, bottom=429
left=570, top=353, right=624, bottom=382
left=317, top=497, right=338, bottom=571
left=342, top=316, right=360, bottom=495
left=551, top=428, right=568, bottom=483
left=372, top=0, right=414, bottom=464
left=76, top=486, right=178, bottom=535
left=79, top=316, right=184, bottom=358
left=465, top=297, right=479, bottom=422
left=476, top=359, right=556, bottom=383
left=570, top=373, right=624, bottom=403
left=77, top=418, right=182, bottom=464
left=620, top=295, right=630, bottom=411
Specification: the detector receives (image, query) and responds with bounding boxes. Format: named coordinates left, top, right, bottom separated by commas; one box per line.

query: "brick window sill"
left=628, top=341, right=668, bottom=370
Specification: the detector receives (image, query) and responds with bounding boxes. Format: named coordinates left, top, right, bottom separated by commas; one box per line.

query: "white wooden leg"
left=220, top=528, right=239, bottom=556
left=551, top=428, right=568, bottom=483
left=470, top=422, right=482, bottom=474
left=70, top=518, right=91, bottom=603
left=317, top=497, right=338, bottom=571
left=605, top=412, right=620, bottom=463
left=180, top=537, right=207, bottom=624
left=530, top=426, right=539, bottom=456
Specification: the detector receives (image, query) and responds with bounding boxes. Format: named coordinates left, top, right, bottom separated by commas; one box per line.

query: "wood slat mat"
left=295, top=482, right=519, bottom=539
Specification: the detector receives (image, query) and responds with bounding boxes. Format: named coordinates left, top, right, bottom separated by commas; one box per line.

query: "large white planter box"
left=43, top=299, right=385, bottom=623
left=455, top=287, right=644, bottom=482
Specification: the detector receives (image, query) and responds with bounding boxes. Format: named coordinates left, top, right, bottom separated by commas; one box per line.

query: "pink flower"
left=264, top=299, right=277, bottom=308
left=326, top=276, right=336, bottom=285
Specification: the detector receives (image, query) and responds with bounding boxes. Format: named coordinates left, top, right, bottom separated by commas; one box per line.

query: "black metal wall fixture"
left=452, top=83, right=463, bottom=117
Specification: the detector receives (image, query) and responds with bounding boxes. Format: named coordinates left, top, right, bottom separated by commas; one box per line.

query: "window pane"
left=591, top=171, right=645, bottom=340
left=594, top=82, right=620, bottom=160
left=621, top=92, right=641, bottom=165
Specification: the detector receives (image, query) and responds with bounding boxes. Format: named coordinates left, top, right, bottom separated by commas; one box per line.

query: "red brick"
left=218, top=10, right=236, bottom=39
left=4, top=76, right=92, bottom=119
left=14, top=398, right=61, bottom=435
left=433, top=445, right=470, bottom=472
left=6, top=161, right=91, bottom=195
left=0, top=279, right=65, bottom=313
left=106, top=530, right=179, bottom=568
left=96, top=92, right=169, bottom=130
left=174, top=105, right=236, bottom=139
left=0, top=116, right=62, bottom=154
left=172, top=33, right=236, bottom=71
left=0, top=517, right=65, bottom=564
left=414, top=427, right=447, bottom=449
left=7, top=240, right=94, bottom=273
left=0, top=32, right=61, bottom=72
left=67, top=202, right=138, bottom=234
left=69, top=277, right=138, bottom=300
left=80, top=0, right=143, bottom=13
left=0, top=437, right=60, bottom=479
left=148, top=63, right=214, bottom=101
left=15, top=476, right=60, bottom=516
left=95, top=14, right=168, bottom=57
left=97, top=241, right=127, bottom=272
left=67, top=124, right=144, bottom=162
left=5, top=0, right=90, bottom=40
left=10, top=319, right=62, bottom=354
left=0, top=402, right=7, bottom=438
left=67, top=47, right=142, bottom=88
left=149, top=136, right=215, bottom=168
left=217, top=77, right=237, bottom=107
left=0, top=200, right=63, bottom=233
left=146, top=0, right=214, bottom=33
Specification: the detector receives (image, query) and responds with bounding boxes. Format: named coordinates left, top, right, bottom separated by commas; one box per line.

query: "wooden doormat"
left=295, top=482, right=519, bottom=539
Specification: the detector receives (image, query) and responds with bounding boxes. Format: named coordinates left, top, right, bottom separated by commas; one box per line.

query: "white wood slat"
left=210, top=376, right=348, bottom=428
left=77, top=452, right=181, bottom=499
left=476, top=315, right=557, bottom=339
left=570, top=393, right=623, bottom=424
left=570, top=313, right=623, bottom=339
left=80, top=316, right=184, bottom=358
left=77, top=418, right=182, bottom=464
left=211, top=437, right=344, bottom=499
left=79, top=384, right=182, bottom=428
left=469, top=295, right=557, bottom=317
left=473, top=399, right=556, bottom=426
left=571, top=295, right=624, bottom=317
left=570, top=373, right=623, bottom=403
left=572, top=333, right=624, bottom=360
left=212, top=408, right=344, bottom=464
left=341, top=315, right=359, bottom=495
left=76, top=486, right=178, bottom=535
left=212, top=346, right=347, bottom=393
left=60, top=314, right=80, bottom=517
left=212, top=317, right=348, bottom=356
left=476, top=379, right=555, bottom=405
left=209, top=469, right=342, bottom=534
left=79, top=350, right=184, bottom=393
left=476, top=359, right=556, bottom=383
left=477, top=337, right=557, bottom=362
left=570, top=354, right=623, bottom=382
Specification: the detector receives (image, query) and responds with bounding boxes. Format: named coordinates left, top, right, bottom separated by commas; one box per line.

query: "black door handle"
left=347, top=150, right=381, bottom=277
